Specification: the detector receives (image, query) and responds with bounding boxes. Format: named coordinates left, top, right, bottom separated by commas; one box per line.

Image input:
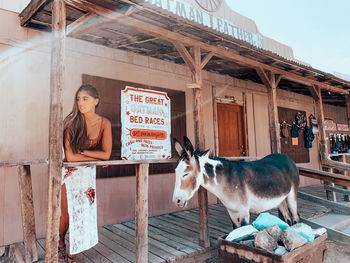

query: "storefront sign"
left=324, top=118, right=336, bottom=131
left=337, top=123, right=349, bottom=132
left=143, top=0, right=263, bottom=48
left=121, top=86, right=171, bottom=160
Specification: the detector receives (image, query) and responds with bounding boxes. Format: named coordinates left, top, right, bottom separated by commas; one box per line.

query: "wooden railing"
left=3, top=156, right=350, bottom=262
left=0, top=159, right=48, bottom=263
left=1, top=158, right=178, bottom=263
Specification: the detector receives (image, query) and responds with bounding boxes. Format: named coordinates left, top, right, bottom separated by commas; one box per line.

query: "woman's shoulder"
left=100, top=116, right=111, bottom=129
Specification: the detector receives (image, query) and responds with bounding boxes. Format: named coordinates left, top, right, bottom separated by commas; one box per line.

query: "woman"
left=58, top=85, right=112, bottom=263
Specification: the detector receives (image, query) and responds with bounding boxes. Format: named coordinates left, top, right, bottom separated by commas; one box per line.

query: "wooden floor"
left=9, top=184, right=339, bottom=263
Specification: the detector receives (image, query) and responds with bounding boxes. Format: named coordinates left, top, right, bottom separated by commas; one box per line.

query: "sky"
left=225, top=0, right=350, bottom=79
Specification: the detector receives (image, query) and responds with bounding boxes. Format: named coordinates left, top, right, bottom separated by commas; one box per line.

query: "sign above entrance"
left=121, top=86, right=171, bottom=160
left=195, top=0, right=222, bottom=12
left=143, top=0, right=263, bottom=48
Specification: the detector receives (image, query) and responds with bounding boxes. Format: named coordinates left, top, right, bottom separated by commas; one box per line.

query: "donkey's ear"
left=201, top=149, right=210, bottom=159
left=174, top=138, right=185, bottom=157
left=183, top=136, right=194, bottom=156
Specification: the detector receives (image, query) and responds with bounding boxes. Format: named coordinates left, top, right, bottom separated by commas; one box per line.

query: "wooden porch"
left=5, top=184, right=342, bottom=263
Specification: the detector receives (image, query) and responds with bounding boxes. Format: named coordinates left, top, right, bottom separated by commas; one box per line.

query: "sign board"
left=337, top=123, right=349, bottom=132
left=324, top=118, right=336, bottom=131
left=121, top=87, right=171, bottom=160
left=143, top=0, right=263, bottom=48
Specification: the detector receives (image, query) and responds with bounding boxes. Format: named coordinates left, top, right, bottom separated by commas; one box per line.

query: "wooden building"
left=1, top=0, right=350, bottom=261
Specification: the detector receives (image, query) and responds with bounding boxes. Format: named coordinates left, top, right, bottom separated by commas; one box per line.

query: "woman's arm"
left=82, top=118, right=112, bottom=160
left=64, top=132, right=100, bottom=162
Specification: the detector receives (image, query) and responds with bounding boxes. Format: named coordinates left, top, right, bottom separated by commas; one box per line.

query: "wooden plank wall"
left=324, top=103, right=347, bottom=124
left=278, top=107, right=310, bottom=163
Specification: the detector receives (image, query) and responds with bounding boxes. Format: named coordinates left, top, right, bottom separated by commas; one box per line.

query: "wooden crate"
left=218, top=233, right=327, bottom=263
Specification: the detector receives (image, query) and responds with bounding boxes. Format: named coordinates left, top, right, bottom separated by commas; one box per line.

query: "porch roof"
left=20, top=0, right=350, bottom=106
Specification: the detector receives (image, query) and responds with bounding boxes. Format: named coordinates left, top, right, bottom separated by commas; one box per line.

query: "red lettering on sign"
left=130, top=116, right=143, bottom=123
left=130, top=129, right=167, bottom=140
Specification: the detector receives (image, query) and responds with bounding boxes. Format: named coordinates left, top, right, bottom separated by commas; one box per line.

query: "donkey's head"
left=172, top=136, right=209, bottom=207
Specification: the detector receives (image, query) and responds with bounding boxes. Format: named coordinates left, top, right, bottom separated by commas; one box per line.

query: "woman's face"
left=76, top=90, right=99, bottom=115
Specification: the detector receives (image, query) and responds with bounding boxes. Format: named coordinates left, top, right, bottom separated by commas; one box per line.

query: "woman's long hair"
left=63, top=85, right=100, bottom=153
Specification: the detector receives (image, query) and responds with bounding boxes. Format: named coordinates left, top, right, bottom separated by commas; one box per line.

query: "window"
left=82, top=74, right=187, bottom=178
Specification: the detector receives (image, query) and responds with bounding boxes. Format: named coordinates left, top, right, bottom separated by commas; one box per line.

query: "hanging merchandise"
left=309, top=114, right=318, bottom=134
left=280, top=121, right=289, bottom=138
left=295, top=112, right=307, bottom=130
left=304, top=126, right=314, bottom=148
left=292, top=137, right=299, bottom=146
left=330, top=133, right=337, bottom=154
left=291, top=123, right=299, bottom=137
left=291, top=123, right=299, bottom=146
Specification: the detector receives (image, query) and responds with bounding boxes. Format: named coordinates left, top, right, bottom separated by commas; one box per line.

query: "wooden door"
left=217, top=103, right=246, bottom=157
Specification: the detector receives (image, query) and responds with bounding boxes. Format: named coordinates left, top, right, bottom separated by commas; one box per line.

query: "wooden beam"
left=298, top=191, right=350, bottom=214
left=18, top=165, right=38, bottom=263
left=62, top=1, right=348, bottom=93
left=115, top=16, right=347, bottom=94
left=298, top=167, right=350, bottom=187
left=193, top=46, right=201, bottom=84
left=66, top=12, right=97, bottom=36
left=30, top=19, right=51, bottom=28
left=275, top=74, right=282, bottom=87
left=200, top=52, right=214, bottom=69
left=256, top=67, right=272, bottom=89
left=0, top=159, right=48, bottom=167
left=173, top=41, right=195, bottom=73
left=19, top=0, right=48, bottom=26
left=63, top=159, right=177, bottom=167
left=24, top=0, right=350, bottom=93
left=267, top=73, right=281, bottom=153
left=64, top=0, right=118, bottom=17
left=324, top=185, right=350, bottom=195
left=45, top=0, right=66, bottom=262
left=118, top=36, right=159, bottom=49
left=146, top=47, right=177, bottom=57
left=313, top=85, right=329, bottom=161
left=308, top=85, right=320, bottom=101
left=135, top=163, right=149, bottom=263
left=192, top=46, right=209, bottom=248
left=256, top=68, right=281, bottom=153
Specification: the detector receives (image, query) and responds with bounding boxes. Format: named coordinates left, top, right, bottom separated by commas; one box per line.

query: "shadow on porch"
left=2, top=184, right=343, bottom=263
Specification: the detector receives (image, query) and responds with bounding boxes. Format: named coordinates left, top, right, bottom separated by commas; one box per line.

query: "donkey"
left=173, top=137, right=300, bottom=228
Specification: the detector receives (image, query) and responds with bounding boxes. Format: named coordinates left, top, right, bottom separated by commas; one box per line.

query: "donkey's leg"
left=227, top=208, right=250, bottom=229
left=286, top=188, right=300, bottom=224
left=278, top=199, right=292, bottom=225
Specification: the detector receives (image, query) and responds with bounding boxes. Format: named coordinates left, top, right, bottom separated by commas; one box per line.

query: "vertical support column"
left=18, top=165, right=38, bottom=263
left=346, top=95, right=350, bottom=126
left=45, top=0, right=66, bottom=262
left=267, top=74, right=281, bottom=153
left=192, top=46, right=209, bottom=248
left=173, top=42, right=211, bottom=248
left=314, top=85, right=329, bottom=161
left=135, top=163, right=149, bottom=263
left=344, top=95, right=350, bottom=201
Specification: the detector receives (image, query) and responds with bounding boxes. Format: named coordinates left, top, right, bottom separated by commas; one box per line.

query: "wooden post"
left=18, top=165, right=38, bottom=263
left=173, top=42, right=211, bottom=248
left=256, top=68, right=281, bottom=153
left=135, top=163, right=149, bottom=263
left=192, top=46, right=210, bottom=248
left=267, top=74, right=281, bottom=153
left=313, top=85, right=329, bottom=161
left=45, top=0, right=66, bottom=262
left=212, top=86, right=219, bottom=156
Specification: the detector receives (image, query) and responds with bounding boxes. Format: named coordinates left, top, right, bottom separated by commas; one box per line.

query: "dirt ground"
left=326, top=240, right=350, bottom=263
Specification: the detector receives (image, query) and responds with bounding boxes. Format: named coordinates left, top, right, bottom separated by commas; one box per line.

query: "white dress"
left=62, top=165, right=98, bottom=254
